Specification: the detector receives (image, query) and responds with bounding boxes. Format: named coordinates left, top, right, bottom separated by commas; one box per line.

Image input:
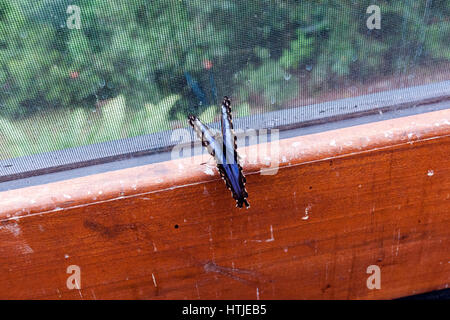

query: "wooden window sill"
left=0, top=109, right=449, bottom=299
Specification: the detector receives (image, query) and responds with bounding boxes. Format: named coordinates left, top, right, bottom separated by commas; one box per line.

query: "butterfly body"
left=188, top=97, right=249, bottom=208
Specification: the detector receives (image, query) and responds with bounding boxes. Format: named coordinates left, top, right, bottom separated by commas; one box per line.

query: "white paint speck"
left=1, top=224, right=34, bottom=254
left=0, top=223, right=21, bottom=236
left=302, top=205, right=312, bottom=220
left=204, top=167, right=215, bottom=176
left=427, top=169, right=434, bottom=177
left=329, top=140, right=336, bottom=147
left=63, top=194, right=71, bottom=199
left=256, top=287, right=260, bottom=300
left=247, top=225, right=275, bottom=243
left=21, top=245, right=33, bottom=254
left=64, top=254, right=70, bottom=259
left=152, top=273, right=157, bottom=287
left=266, top=225, right=275, bottom=242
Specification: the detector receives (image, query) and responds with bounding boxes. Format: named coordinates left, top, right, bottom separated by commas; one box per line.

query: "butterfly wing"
left=219, top=97, right=249, bottom=208
left=188, top=108, right=249, bottom=208
left=188, top=115, right=222, bottom=160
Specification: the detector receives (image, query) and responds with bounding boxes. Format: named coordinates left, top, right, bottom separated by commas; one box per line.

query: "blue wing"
left=188, top=115, right=221, bottom=159
left=188, top=100, right=249, bottom=209
left=219, top=97, right=249, bottom=208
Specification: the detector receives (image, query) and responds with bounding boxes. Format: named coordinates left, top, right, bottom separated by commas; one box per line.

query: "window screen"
left=0, top=0, right=449, bottom=162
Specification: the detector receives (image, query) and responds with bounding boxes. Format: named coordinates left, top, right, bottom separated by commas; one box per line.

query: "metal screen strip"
left=1, top=81, right=449, bottom=183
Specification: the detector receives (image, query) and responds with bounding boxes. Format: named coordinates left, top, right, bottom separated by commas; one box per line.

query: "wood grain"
left=0, top=109, right=449, bottom=299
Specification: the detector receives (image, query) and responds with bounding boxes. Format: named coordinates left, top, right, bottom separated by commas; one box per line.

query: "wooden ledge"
left=1, top=109, right=450, bottom=220
left=0, top=109, right=449, bottom=299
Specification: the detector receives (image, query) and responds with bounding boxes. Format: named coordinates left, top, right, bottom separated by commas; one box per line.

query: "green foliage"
left=280, top=30, right=314, bottom=70
left=187, top=100, right=250, bottom=125
left=198, top=104, right=218, bottom=124
left=238, top=58, right=299, bottom=108
left=144, top=94, right=181, bottom=133
left=0, top=0, right=449, bottom=158
left=234, top=102, right=251, bottom=118
left=424, top=22, right=450, bottom=60
left=0, top=94, right=181, bottom=159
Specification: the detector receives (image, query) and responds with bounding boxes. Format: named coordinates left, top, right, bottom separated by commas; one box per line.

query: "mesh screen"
left=0, top=0, right=449, bottom=160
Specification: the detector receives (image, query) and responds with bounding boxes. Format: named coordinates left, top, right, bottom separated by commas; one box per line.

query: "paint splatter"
left=302, top=205, right=312, bottom=220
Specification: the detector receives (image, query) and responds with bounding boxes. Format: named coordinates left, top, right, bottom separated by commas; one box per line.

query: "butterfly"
left=188, top=96, right=250, bottom=208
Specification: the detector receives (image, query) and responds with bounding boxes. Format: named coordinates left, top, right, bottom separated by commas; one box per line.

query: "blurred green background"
left=0, top=0, right=449, bottom=159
